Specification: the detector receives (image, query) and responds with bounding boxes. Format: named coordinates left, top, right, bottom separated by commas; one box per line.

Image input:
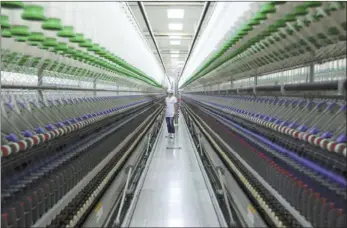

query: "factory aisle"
left=129, top=116, right=221, bottom=227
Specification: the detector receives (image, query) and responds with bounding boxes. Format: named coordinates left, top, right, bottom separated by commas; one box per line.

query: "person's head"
left=167, top=89, right=173, bottom=97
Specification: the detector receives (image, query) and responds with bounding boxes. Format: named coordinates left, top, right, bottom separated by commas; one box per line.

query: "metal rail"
left=31, top=104, right=160, bottom=227
left=137, top=1, right=171, bottom=85
left=181, top=116, right=229, bottom=227
left=100, top=114, right=163, bottom=228
left=120, top=118, right=164, bottom=227
left=51, top=106, right=163, bottom=227
left=178, top=1, right=210, bottom=83
left=187, top=79, right=346, bottom=99
left=115, top=166, right=133, bottom=226
left=182, top=101, right=306, bottom=227
left=1, top=84, right=160, bottom=93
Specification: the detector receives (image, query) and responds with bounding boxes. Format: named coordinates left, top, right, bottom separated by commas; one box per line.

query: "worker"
left=165, top=89, right=178, bottom=138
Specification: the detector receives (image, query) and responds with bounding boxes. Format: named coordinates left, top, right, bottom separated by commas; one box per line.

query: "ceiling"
left=128, top=2, right=206, bottom=84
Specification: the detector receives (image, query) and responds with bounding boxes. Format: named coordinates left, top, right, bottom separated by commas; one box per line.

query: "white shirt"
left=165, top=96, right=177, bottom=117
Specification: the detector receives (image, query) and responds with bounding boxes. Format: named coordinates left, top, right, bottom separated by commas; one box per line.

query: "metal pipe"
left=178, top=2, right=210, bottom=83
left=137, top=1, right=171, bottom=85
left=115, top=167, right=133, bottom=227
left=132, top=2, right=205, bottom=6
left=1, top=84, right=160, bottom=93
left=217, top=168, right=236, bottom=226
left=145, top=132, right=152, bottom=156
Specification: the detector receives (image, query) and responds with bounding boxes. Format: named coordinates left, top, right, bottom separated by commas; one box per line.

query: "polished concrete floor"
left=129, top=117, right=220, bottom=227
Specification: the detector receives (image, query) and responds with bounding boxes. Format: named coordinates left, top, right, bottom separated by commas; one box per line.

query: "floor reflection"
left=129, top=117, right=220, bottom=227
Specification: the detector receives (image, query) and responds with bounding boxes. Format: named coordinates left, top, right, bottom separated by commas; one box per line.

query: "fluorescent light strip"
left=167, top=9, right=184, bottom=19
left=170, top=40, right=181, bottom=45
left=171, top=54, right=179, bottom=58
left=168, top=23, right=183, bottom=30
left=170, top=50, right=180, bottom=54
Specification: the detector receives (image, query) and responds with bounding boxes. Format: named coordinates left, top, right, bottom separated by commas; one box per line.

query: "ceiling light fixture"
left=170, top=50, right=180, bottom=54
left=171, top=54, right=179, bottom=58
left=167, top=9, right=184, bottom=19
left=170, top=40, right=181, bottom=45
left=168, top=23, right=183, bottom=31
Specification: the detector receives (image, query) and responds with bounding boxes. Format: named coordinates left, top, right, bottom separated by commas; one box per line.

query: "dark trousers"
left=165, top=117, right=175, bottom=134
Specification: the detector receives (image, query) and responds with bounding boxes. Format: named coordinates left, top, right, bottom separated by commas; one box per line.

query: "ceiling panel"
left=156, top=38, right=191, bottom=50
left=128, top=2, right=204, bottom=79
left=144, top=6, right=202, bottom=34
